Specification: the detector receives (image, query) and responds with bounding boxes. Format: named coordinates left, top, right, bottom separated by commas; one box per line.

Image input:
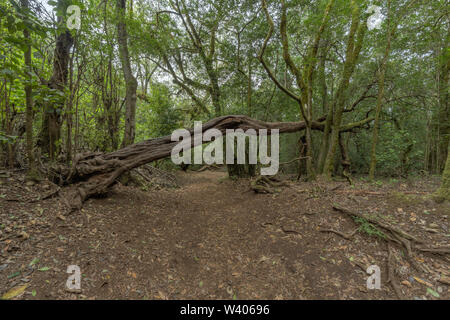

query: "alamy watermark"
left=366, top=265, right=381, bottom=289
left=67, top=5, right=81, bottom=30
left=367, top=5, right=383, bottom=31
left=171, top=121, right=279, bottom=175
left=66, top=265, right=81, bottom=291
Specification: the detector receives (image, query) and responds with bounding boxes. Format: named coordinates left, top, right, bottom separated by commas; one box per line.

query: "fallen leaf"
left=2, top=284, right=28, bottom=300
left=38, top=267, right=50, bottom=272
left=413, top=276, right=433, bottom=287
left=426, top=288, right=440, bottom=298
left=401, top=280, right=412, bottom=287
left=7, top=271, right=21, bottom=279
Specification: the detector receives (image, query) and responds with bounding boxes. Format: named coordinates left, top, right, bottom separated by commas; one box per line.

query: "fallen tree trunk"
left=54, top=115, right=373, bottom=210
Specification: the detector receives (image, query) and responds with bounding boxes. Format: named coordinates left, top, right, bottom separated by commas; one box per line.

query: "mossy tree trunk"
left=21, top=0, right=37, bottom=177
left=369, top=0, right=394, bottom=180
left=116, top=0, right=138, bottom=148
left=434, top=142, right=450, bottom=202
left=323, top=2, right=367, bottom=179
left=39, top=0, right=73, bottom=160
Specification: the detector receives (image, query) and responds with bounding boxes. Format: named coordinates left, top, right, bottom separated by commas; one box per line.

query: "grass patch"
left=353, top=216, right=387, bottom=239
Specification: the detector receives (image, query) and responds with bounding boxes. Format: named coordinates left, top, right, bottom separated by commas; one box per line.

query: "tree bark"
left=39, top=0, right=73, bottom=160
left=116, top=0, right=138, bottom=148
left=433, top=142, right=450, bottom=202
left=20, top=0, right=36, bottom=176
left=323, top=2, right=367, bottom=178
left=369, top=0, right=393, bottom=180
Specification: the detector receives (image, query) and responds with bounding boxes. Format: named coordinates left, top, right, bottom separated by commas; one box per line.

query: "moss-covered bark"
left=433, top=143, right=450, bottom=203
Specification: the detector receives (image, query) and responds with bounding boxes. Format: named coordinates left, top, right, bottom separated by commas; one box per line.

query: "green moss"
left=433, top=145, right=450, bottom=203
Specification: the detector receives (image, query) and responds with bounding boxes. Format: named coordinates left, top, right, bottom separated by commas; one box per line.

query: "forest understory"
left=0, top=167, right=448, bottom=300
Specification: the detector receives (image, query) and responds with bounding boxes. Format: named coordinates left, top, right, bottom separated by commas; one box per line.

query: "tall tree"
left=259, top=0, right=335, bottom=180
left=20, top=0, right=35, bottom=176
left=116, top=0, right=138, bottom=147
left=39, top=0, right=73, bottom=160
left=322, top=0, right=367, bottom=178
left=368, top=0, right=393, bottom=180
left=434, top=142, right=450, bottom=202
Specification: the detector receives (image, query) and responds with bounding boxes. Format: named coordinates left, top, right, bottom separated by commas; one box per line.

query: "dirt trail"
left=0, top=170, right=448, bottom=299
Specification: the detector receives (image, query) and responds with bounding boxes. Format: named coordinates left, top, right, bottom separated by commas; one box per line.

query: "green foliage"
left=136, top=83, right=182, bottom=141
left=0, top=132, right=17, bottom=144
left=353, top=216, right=386, bottom=240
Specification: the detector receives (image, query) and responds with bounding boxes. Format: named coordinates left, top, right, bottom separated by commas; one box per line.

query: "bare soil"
left=0, top=169, right=449, bottom=300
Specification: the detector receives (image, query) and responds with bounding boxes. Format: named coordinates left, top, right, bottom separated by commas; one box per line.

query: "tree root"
left=332, top=203, right=449, bottom=278
left=332, top=204, right=420, bottom=243
left=250, top=176, right=290, bottom=194
left=387, top=243, right=403, bottom=299
left=319, top=227, right=358, bottom=240
left=195, top=164, right=221, bottom=172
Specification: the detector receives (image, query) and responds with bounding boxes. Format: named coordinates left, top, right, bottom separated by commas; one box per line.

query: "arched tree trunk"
left=53, top=114, right=373, bottom=210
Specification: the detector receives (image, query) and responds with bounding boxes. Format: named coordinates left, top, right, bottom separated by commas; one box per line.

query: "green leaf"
left=38, top=267, right=50, bottom=271
left=29, top=258, right=39, bottom=266
left=426, top=288, right=440, bottom=298
left=7, top=271, right=21, bottom=279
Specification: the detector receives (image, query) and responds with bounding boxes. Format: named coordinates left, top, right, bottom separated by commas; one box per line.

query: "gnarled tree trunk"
left=54, top=114, right=373, bottom=210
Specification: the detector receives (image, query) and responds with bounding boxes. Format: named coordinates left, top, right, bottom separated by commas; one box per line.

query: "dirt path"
left=0, top=170, right=449, bottom=299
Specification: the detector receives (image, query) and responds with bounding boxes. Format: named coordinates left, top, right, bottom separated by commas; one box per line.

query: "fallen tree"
left=52, top=114, right=373, bottom=210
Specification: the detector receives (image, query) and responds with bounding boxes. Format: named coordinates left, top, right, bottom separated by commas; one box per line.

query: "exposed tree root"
left=333, top=205, right=450, bottom=273
left=250, top=175, right=290, bottom=194
left=387, top=243, right=403, bottom=299
left=332, top=204, right=421, bottom=244
left=319, top=227, right=358, bottom=240
left=415, top=246, right=450, bottom=255
left=194, top=164, right=221, bottom=172
left=331, top=203, right=449, bottom=294
left=335, top=190, right=428, bottom=196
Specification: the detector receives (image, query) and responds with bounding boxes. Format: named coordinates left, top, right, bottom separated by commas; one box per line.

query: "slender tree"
left=20, top=0, right=36, bottom=176
left=369, top=0, right=393, bottom=180
left=116, top=0, right=138, bottom=147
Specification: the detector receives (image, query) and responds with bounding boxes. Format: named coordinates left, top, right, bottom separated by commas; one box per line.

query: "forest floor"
left=0, top=168, right=449, bottom=300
